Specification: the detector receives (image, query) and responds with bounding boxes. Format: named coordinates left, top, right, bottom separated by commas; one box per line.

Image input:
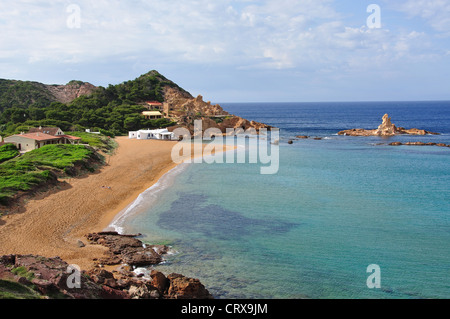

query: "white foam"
left=108, top=162, right=190, bottom=234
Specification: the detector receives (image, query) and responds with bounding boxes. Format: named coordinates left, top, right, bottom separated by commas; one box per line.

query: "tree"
left=124, top=115, right=142, bottom=131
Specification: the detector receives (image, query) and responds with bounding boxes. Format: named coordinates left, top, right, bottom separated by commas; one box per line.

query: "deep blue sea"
left=111, top=101, right=450, bottom=299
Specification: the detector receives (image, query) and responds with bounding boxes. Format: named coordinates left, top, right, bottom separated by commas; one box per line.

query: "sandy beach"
left=0, top=137, right=185, bottom=269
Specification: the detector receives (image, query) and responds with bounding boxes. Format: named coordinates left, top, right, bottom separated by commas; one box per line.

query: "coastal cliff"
left=338, top=114, right=440, bottom=137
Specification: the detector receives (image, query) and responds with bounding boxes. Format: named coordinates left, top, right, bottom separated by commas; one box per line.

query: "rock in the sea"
left=404, top=142, right=427, bottom=146
left=85, top=232, right=167, bottom=267
left=375, top=114, right=397, bottom=136
left=338, top=114, right=439, bottom=137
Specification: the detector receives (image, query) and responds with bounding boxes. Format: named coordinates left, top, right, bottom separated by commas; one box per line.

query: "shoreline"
left=0, top=136, right=234, bottom=270
left=0, top=137, right=179, bottom=270
left=107, top=139, right=239, bottom=235
left=106, top=161, right=190, bottom=234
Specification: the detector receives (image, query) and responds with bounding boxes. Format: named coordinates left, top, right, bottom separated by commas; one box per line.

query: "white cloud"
left=0, top=0, right=448, bottom=101
left=393, top=0, right=450, bottom=34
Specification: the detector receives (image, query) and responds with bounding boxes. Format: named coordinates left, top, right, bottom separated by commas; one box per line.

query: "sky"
left=0, top=0, right=449, bottom=102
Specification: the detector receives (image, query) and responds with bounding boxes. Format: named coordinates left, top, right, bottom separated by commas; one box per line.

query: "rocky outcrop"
left=338, top=114, right=439, bottom=137
left=166, top=273, right=213, bottom=299
left=162, top=87, right=272, bottom=135
left=0, top=254, right=214, bottom=299
left=85, top=232, right=165, bottom=267
left=0, top=254, right=124, bottom=299
left=389, top=142, right=450, bottom=147
left=46, top=81, right=97, bottom=104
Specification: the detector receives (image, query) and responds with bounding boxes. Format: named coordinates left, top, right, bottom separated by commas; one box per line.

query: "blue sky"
left=0, top=0, right=449, bottom=102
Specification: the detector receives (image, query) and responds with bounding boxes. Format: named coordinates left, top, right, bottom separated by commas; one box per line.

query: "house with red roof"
left=145, top=101, right=164, bottom=110
left=4, top=127, right=81, bottom=152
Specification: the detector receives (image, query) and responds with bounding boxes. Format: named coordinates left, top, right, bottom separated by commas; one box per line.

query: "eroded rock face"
left=338, top=114, right=439, bottom=137
left=163, top=87, right=272, bottom=135
left=375, top=114, right=397, bottom=136
left=46, top=81, right=97, bottom=104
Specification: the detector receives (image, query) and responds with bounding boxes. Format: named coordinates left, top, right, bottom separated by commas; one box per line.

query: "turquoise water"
left=115, top=102, right=450, bottom=299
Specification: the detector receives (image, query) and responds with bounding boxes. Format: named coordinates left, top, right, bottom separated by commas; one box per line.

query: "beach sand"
left=0, top=137, right=188, bottom=269
left=0, top=136, right=234, bottom=270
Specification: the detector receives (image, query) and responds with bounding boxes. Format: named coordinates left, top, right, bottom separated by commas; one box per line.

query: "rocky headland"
left=0, top=232, right=213, bottom=299
left=338, top=114, right=440, bottom=137
left=163, top=86, right=272, bottom=136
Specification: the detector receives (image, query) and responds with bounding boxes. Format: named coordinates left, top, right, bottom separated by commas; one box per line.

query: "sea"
left=110, top=101, right=450, bottom=299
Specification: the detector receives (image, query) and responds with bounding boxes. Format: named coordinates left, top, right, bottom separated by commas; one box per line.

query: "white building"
left=129, top=129, right=175, bottom=141
left=129, top=131, right=138, bottom=139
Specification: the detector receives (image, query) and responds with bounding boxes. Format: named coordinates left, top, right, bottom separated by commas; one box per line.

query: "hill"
left=0, top=79, right=96, bottom=112
left=0, top=70, right=270, bottom=136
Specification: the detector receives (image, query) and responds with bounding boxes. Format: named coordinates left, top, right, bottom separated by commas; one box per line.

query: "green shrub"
left=11, top=266, right=35, bottom=281
left=0, top=144, right=19, bottom=163
left=0, top=145, right=99, bottom=205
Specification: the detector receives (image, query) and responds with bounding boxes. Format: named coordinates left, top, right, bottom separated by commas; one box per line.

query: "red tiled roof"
left=146, top=101, right=163, bottom=105
left=61, top=135, right=82, bottom=140
left=17, top=133, right=62, bottom=141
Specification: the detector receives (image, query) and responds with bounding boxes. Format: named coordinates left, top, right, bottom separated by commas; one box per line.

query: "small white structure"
left=129, top=129, right=175, bottom=141
left=86, top=129, right=101, bottom=134
left=137, top=130, right=153, bottom=140
left=129, top=131, right=138, bottom=139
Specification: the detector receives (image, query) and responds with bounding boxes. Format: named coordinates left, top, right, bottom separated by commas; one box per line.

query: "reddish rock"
left=101, top=285, right=130, bottom=299
left=85, top=232, right=167, bottom=267
left=151, top=270, right=169, bottom=293
left=338, top=114, right=439, bottom=137
left=404, top=142, right=427, bottom=146
left=0, top=254, right=128, bottom=299
left=166, top=273, right=213, bottom=299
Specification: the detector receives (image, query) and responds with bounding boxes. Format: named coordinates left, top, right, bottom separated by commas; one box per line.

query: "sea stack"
left=338, top=114, right=440, bottom=137
left=375, top=114, right=396, bottom=136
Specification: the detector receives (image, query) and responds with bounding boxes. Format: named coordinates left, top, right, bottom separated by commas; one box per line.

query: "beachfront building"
left=129, top=131, right=138, bottom=139
left=142, top=111, right=164, bottom=120
left=129, top=129, right=175, bottom=141
left=4, top=127, right=82, bottom=152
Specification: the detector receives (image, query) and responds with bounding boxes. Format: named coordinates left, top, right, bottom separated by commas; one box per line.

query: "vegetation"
left=65, top=131, right=117, bottom=154
left=0, top=70, right=183, bottom=205
left=0, top=144, right=19, bottom=164
left=0, top=144, right=102, bottom=205
left=0, top=279, right=43, bottom=299
left=0, top=79, right=55, bottom=112
left=11, top=266, right=35, bottom=281
left=0, top=70, right=181, bottom=137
